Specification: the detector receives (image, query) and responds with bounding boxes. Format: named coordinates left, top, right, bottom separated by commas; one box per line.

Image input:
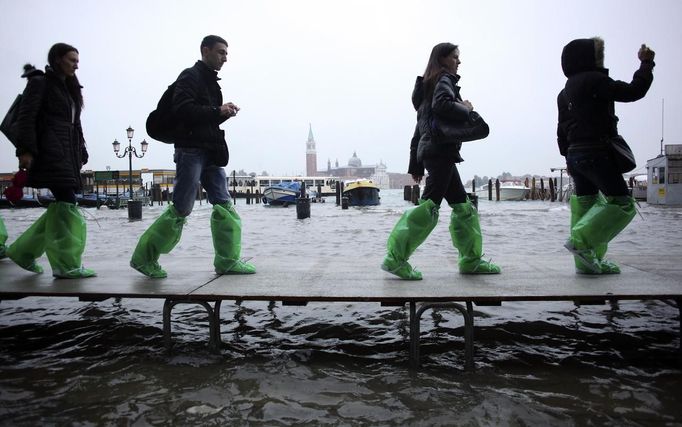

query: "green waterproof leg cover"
left=569, top=195, right=618, bottom=274
left=381, top=199, right=439, bottom=280
left=0, top=216, right=7, bottom=259
left=449, top=199, right=500, bottom=274
left=45, top=202, right=96, bottom=279
left=130, top=205, right=185, bottom=278
left=567, top=196, right=636, bottom=274
left=212, top=202, right=255, bottom=274
left=6, top=209, right=48, bottom=273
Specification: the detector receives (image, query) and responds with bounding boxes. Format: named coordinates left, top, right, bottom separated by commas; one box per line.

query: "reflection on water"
left=1, top=192, right=681, bottom=425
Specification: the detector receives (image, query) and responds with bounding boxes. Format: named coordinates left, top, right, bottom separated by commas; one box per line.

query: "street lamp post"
left=113, top=126, right=148, bottom=219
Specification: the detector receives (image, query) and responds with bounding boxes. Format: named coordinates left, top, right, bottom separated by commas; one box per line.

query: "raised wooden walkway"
left=1, top=254, right=680, bottom=368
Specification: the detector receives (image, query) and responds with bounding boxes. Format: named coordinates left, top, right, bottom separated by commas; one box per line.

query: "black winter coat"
left=171, top=61, right=230, bottom=166
left=557, top=39, right=654, bottom=156
left=408, top=73, right=467, bottom=176
left=13, top=68, right=88, bottom=190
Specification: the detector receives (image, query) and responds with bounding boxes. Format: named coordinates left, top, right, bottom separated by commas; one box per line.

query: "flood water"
left=1, top=190, right=680, bottom=425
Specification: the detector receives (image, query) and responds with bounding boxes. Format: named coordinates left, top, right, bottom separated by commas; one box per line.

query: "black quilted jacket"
left=13, top=67, right=88, bottom=190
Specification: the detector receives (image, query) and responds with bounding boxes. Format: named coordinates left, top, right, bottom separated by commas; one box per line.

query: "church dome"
left=348, top=151, right=362, bottom=167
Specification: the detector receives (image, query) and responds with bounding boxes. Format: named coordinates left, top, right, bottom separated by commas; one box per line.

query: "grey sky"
left=1, top=0, right=681, bottom=181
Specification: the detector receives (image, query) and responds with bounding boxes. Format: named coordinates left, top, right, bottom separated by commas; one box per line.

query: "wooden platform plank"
left=1, top=254, right=680, bottom=303
left=0, top=256, right=216, bottom=298
left=192, top=254, right=682, bottom=302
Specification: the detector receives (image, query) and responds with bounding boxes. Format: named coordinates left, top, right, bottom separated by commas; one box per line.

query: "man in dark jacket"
left=557, top=38, right=655, bottom=275
left=130, top=35, right=255, bottom=278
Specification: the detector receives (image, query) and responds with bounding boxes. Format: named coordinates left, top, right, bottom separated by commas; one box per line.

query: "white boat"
left=476, top=182, right=529, bottom=201
left=262, top=182, right=301, bottom=206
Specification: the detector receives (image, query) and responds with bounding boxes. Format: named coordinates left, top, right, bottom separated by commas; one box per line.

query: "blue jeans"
left=567, top=148, right=629, bottom=197
left=172, top=147, right=231, bottom=217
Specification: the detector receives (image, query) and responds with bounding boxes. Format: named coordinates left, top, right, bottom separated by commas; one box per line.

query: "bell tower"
left=306, top=123, right=317, bottom=176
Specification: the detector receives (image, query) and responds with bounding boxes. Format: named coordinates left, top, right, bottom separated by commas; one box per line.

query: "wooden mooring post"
left=335, top=181, right=342, bottom=206
left=411, top=184, right=420, bottom=205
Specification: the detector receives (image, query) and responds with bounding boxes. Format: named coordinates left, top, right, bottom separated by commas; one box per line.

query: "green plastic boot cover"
left=212, top=202, right=255, bottom=275
left=450, top=199, right=500, bottom=274
left=381, top=199, right=439, bottom=280
left=130, top=205, right=185, bottom=278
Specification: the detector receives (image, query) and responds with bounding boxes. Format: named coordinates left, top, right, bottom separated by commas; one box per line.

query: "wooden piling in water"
left=495, top=179, right=500, bottom=201
left=336, top=181, right=341, bottom=206
left=488, top=179, right=493, bottom=201
left=411, top=185, right=420, bottom=205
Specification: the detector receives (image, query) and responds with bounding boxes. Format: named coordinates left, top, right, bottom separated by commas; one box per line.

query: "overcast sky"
left=1, top=0, right=681, bottom=181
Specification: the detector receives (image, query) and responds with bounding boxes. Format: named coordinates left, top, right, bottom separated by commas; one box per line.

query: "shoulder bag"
left=608, top=135, right=636, bottom=173
left=431, top=110, right=490, bottom=144
left=0, top=94, right=22, bottom=147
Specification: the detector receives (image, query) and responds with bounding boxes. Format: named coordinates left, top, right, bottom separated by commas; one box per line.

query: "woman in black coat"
left=381, top=43, right=500, bottom=280
left=6, top=43, right=96, bottom=278
left=558, top=38, right=655, bottom=274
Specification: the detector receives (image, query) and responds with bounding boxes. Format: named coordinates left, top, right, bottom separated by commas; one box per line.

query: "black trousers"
left=566, top=148, right=629, bottom=197
left=421, top=157, right=468, bottom=206
left=49, top=187, right=76, bottom=204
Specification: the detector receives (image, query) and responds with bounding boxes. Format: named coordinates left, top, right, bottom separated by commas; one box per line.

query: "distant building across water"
left=304, top=124, right=409, bottom=189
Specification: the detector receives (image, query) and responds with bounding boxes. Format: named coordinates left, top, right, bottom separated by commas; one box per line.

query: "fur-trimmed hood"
left=561, top=37, right=605, bottom=77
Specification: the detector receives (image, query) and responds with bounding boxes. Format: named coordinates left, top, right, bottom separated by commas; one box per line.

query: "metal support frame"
left=678, top=299, right=681, bottom=354
left=163, top=299, right=223, bottom=352
left=409, top=301, right=475, bottom=370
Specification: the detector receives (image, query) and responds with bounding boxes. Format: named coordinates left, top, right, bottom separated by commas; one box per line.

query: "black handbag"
left=431, top=110, right=490, bottom=144
left=0, top=94, right=22, bottom=147
left=608, top=135, right=636, bottom=173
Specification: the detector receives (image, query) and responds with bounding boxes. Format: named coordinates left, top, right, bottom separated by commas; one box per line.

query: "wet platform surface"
left=2, top=253, right=680, bottom=368
left=1, top=254, right=680, bottom=303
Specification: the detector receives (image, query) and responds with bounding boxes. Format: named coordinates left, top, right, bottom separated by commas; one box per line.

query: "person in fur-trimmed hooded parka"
left=6, top=45, right=96, bottom=279
left=557, top=38, right=655, bottom=274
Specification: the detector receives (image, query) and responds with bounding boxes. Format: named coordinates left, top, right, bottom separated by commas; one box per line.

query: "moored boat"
left=476, top=182, right=529, bottom=201
left=262, top=182, right=302, bottom=206
left=343, top=179, right=380, bottom=206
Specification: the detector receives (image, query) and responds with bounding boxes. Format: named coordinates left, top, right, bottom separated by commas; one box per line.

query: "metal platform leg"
left=163, top=299, right=223, bottom=353
left=678, top=299, right=681, bottom=354
left=409, top=301, right=475, bottom=370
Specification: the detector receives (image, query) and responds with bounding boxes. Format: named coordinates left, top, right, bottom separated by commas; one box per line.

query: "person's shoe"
left=130, top=260, right=168, bottom=278
left=459, top=256, right=501, bottom=274
left=216, top=259, right=256, bottom=275
left=53, top=266, right=97, bottom=279
left=12, top=259, right=44, bottom=274
left=575, top=258, right=621, bottom=274
left=564, top=240, right=601, bottom=274
left=381, top=255, right=422, bottom=280
left=598, top=259, right=621, bottom=274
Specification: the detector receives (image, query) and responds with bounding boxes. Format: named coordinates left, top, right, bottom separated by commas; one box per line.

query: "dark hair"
left=47, top=43, right=83, bottom=109
left=201, top=35, right=228, bottom=50
left=422, top=42, right=458, bottom=100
